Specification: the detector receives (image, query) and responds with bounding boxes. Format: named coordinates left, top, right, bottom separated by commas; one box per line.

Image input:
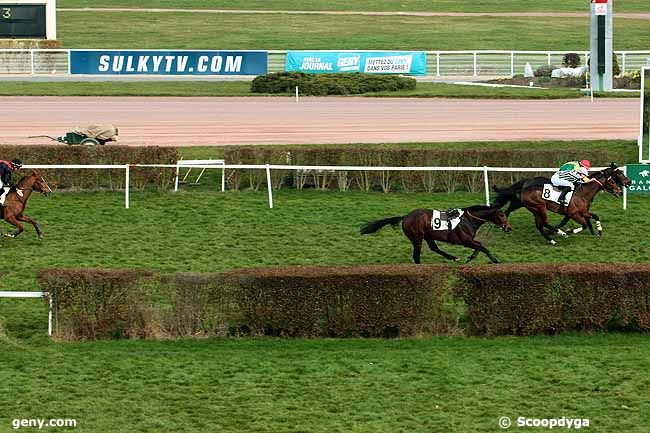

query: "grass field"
left=57, top=0, right=650, bottom=13
left=0, top=81, right=596, bottom=98
left=57, top=12, right=650, bottom=51
left=1, top=335, right=650, bottom=433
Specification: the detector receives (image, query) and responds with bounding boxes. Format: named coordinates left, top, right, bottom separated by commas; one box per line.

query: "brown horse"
left=361, top=205, right=512, bottom=264
left=1, top=170, right=52, bottom=239
left=492, top=164, right=627, bottom=244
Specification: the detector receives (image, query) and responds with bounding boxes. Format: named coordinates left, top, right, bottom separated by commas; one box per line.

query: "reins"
left=465, top=211, right=488, bottom=223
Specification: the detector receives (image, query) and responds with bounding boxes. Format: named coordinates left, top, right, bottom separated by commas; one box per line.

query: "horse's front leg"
left=18, top=214, right=43, bottom=239
left=463, top=240, right=499, bottom=264
left=3, top=216, right=24, bottom=238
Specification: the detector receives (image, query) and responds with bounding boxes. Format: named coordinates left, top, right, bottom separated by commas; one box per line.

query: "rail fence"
left=1, top=49, right=649, bottom=80
left=24, top=163, right=628, bottom=210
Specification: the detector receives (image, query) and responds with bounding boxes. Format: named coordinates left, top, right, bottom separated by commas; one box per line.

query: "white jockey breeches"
left=551, top=172, right=574, bottom=188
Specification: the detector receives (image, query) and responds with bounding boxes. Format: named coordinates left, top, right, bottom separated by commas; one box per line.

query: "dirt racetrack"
left=0, top=96, right=639, bottom=146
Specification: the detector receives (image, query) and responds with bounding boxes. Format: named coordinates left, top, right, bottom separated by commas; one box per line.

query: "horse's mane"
left=462, top=204, right=499, bottom=212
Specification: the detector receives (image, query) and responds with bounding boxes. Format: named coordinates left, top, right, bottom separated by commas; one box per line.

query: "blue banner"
left=70, top=50, right=268, bottom=75
left=285, top=51, right=427, bottom=75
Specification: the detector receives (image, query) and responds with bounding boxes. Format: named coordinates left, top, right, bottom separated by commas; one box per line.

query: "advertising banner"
left=285, top=51, right=427, bottom=75
left=627, top=164, right=650, bottom=194
left=70, top=50, right=268, bottom=75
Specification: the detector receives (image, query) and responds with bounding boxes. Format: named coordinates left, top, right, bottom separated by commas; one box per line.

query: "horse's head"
left=26, top=170, right=53, bottom=196
left=491, top=208, right=513, bottom=233
left=608, top=163, right=632, bottom=188
left=591, top=167, right=623, bottom=198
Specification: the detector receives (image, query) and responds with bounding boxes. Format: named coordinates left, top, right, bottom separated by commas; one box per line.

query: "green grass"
left=1, top=335, right=650, bottom=432
left=57, top=0, right=650, bottom=13
left=0, top=81, right=593, bottom=98
left=0, top=187, right=645, bottom=295
left=57, top=12, right=650, bottom=51
left=0, top=81, right=254, bottom=97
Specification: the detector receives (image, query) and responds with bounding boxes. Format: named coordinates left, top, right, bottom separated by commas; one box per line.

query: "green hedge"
left=1, top=145, right=179, bottom=190
left=39, top=264, right=650, bottom=340
left=222, top=146, right=624, bottom=193
left=456, top=264, right=650, bottom=336
left=251, top=72, right=416, bottom=96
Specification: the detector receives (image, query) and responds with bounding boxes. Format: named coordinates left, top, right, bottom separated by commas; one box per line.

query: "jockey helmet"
left=579, top=159, right=591, bottom=170
left=10, top=158, right=23, bottom=170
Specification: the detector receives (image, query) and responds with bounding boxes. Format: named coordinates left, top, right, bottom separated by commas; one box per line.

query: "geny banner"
left=70, top=50, right=268, bottom=75
left=285, top=51, right=427, bottom=75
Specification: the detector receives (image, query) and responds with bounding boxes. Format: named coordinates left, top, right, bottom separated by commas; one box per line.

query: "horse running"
left=1, top=170, right=52, bottom=239
left=492, top=164, right=628, bottom=243
left=361, top=205, right=512, bottom=264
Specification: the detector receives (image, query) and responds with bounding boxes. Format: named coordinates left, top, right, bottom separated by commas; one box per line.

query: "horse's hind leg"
left=424, top=235, right=457, bottom=261
left=530, top=207, right=557, bottom=245
left=410, top=238, right=423, bottom=264
left=18, top=214, right=43, bottom=239
left=3, top=216, right=24, bottom=238
left=590, top=213, right=603, bottom=235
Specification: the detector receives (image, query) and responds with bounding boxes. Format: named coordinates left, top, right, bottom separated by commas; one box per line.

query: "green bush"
left=535, top=64, right=558, bottom=77
left=251, top=72, right=416, bottom=96
left=563, top=53, right=582, bottom=68
left=40, top=264, right=650, bottom=340
left=223, top=265, right=455, bottom=337
left=221, top=146, right=624, bottom=193
left=456, top=264, right=650, bottom=336
left=38, top=268, right=157, bottom=340
left=0, top=145, right=179, bottom=190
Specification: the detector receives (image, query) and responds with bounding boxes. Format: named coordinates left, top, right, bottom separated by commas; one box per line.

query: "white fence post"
left=510, top=52, right=515, bottom=77
left=174, top=159, right=181, bottom=192
left=30, top=50, right=35, bottom=74
left=266, top=164, right=273, bottom=209
left=436, top=52, right=440, bottom=76
left=125, top=165, right=130, bottom=209
left=483, top=166, right=490, bottom=205
left=621, top=52, right=626, bottom=75
left=48, top=294, right=53, bottom=337
left=221, top=166, right=226, bottom=192
left=547, top=52, right=552, bottom=65
left=473, top=52, right=477, bottom=76
left=623, top=165, right=628, bottom=210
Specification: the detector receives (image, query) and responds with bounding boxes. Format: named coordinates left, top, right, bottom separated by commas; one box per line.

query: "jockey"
left=0, top=158, right=23, bottom=206
left=550, top=159, right=596, bottom=205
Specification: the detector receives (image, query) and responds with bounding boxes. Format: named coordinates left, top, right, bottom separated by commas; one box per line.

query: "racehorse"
left=360, top=205, right=512, bottom=264
left=491, top=164, right=628, bottom=244
left=1, top=170, right=52, bottom=239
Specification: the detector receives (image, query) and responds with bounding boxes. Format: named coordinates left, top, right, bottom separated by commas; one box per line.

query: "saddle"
left=542, top=184, right=575, bottom=206
left=431, top=208, right=464, bottom=231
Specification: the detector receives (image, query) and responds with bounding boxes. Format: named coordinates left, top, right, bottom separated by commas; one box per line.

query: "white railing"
left=0, top=291, right=52, bottom=336
left=24, top=164, right=628, bottom=210
left=2, top=49, right=649, bottom=79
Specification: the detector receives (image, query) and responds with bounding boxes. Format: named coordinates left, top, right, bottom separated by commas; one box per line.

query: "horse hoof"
left=3, top=233, right=14, bottom=238
left=549, top=240, right=557, bottom=246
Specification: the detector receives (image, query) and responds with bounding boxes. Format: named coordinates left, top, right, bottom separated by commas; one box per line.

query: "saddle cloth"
left=542, top=184, right=574, bottom=206
left=431, top=209, right=464, bottom=231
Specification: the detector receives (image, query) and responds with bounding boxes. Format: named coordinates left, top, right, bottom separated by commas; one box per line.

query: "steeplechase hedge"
left=38, top=263, right=650, bottom=340
left=251, top=72, right=416, bottom=96
left=0, top=145, right=179, bottom=190
left=222, top=146, right=624, bottom=193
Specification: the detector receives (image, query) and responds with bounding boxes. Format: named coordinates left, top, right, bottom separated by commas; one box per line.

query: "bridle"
left=590, top=171, right=621, bottom=197
left=466, top=210, right=509, bottom=231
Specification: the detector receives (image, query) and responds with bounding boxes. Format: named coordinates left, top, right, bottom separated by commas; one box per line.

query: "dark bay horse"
left=360, top=205, right=512, bottom=264
left=492, top=164, right=628, bottom=244
left=1, top=170, right=52, bottom=239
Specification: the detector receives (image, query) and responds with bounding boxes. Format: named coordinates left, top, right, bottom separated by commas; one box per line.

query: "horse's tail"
left=491, top=179, right=526, bottom=208
left=360, top=216, right=404, bottom=235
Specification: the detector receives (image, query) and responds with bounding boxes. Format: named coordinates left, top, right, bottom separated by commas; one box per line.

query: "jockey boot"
left=0, top=187, right=9, bottom=207
left=557, top=186, right=572, bottom=205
